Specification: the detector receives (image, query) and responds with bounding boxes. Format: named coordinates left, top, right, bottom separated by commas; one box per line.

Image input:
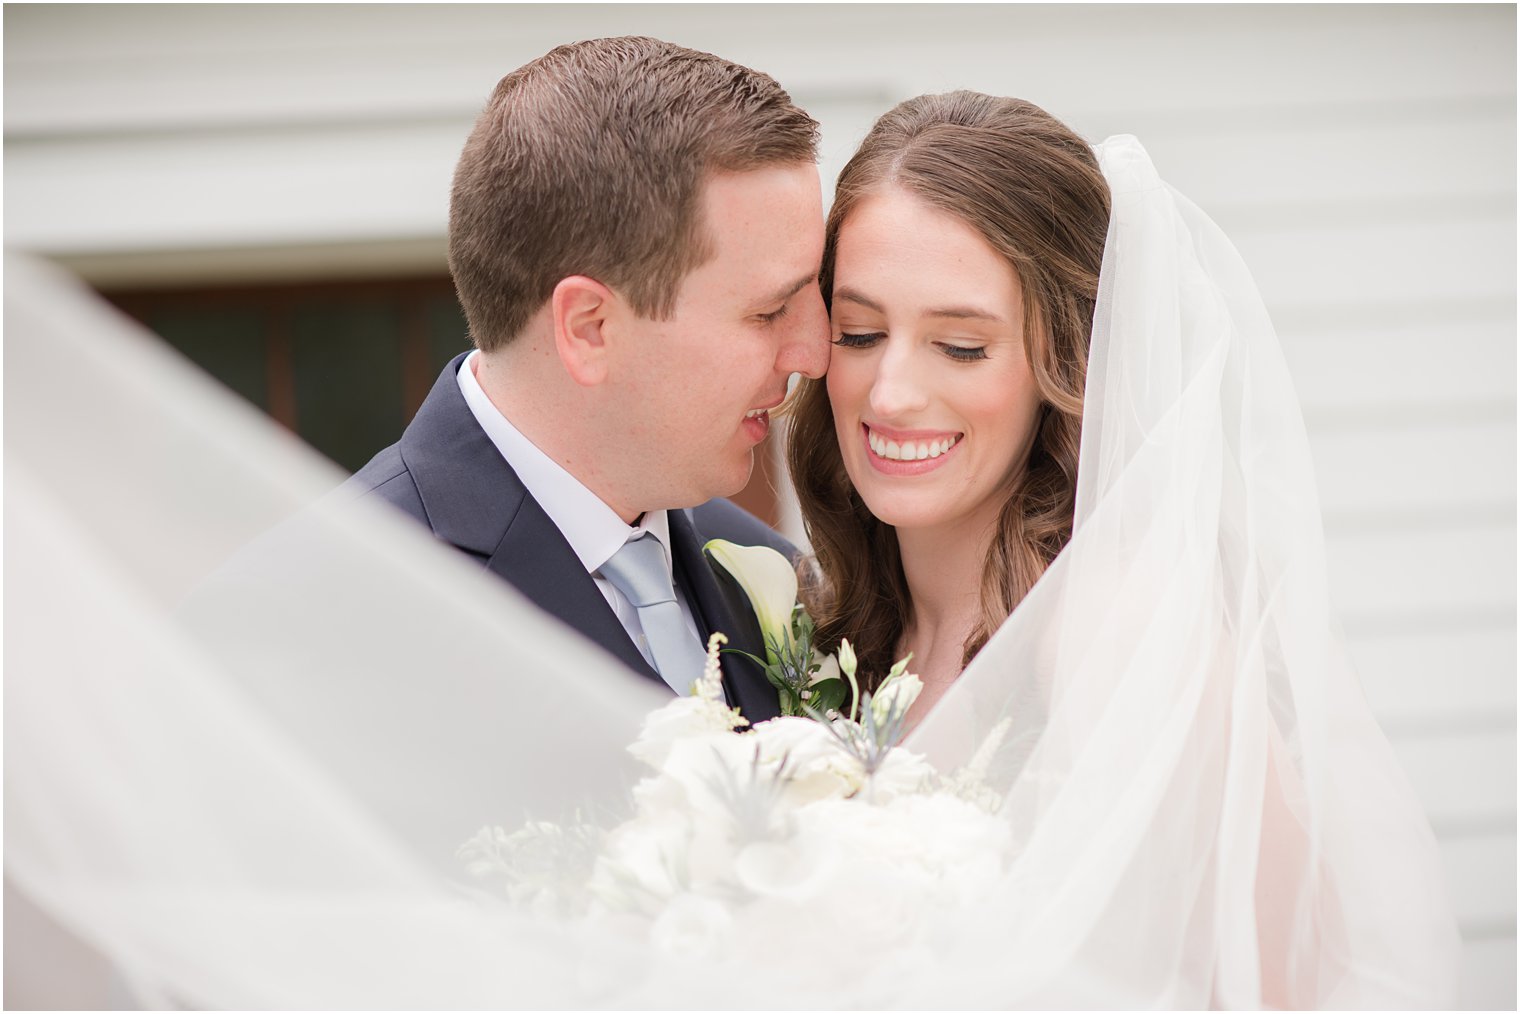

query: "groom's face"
left=603, top=163, right=830, bottom=513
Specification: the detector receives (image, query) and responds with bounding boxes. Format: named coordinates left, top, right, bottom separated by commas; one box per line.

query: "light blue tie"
left=599, top=535, right=708, bottom=696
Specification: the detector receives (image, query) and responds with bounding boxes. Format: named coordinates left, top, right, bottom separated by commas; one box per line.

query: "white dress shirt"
left=456, top=351, right=702, bottom=671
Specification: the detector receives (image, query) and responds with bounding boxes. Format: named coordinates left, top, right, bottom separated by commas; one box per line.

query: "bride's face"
left=826, top=188, right=1044, bottom=536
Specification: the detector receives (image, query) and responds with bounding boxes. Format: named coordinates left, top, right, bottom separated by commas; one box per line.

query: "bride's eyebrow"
left=924, top=305, right=1003, bottom=323
left=833, top=287, right=884, bottom=312
left=834, top=286, right=1003, bottom=324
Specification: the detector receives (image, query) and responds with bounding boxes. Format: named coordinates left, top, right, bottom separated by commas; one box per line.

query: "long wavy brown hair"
left=787, top=92, right=1110, bottom=688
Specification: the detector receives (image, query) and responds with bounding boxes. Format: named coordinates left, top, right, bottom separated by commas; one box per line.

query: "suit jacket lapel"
left=484, top=495, right=661, bottom=684
left=398, top=354, right=662, bottom=686
left=668, top=508, right=782, bottom=724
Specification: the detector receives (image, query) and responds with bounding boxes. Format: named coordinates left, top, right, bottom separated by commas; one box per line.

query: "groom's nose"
left=775, top=283, right=830, bottom=380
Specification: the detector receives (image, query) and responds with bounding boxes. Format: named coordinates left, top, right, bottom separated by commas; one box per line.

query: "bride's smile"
left=861, top=421, right=963, bottom=472
left=825, top=187, right=1044, bottom=536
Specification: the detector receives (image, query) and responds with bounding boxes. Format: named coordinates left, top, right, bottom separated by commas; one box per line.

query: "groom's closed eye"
left=751, top=273, right=820, bottom=325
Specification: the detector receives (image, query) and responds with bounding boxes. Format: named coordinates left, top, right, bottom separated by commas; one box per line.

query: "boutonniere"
left=703, top=539, right=848, bottom=717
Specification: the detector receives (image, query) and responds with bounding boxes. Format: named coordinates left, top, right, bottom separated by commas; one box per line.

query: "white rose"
left=863, top=742, right=936, bottom=801
left=749, top=715, right=864, bottom=803
left=589, top=811, right=691, bottom=905
left=628, top=695, right=745, bottom=769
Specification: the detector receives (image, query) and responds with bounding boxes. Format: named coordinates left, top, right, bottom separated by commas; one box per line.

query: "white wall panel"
left=1356, top=626, right=1516, bottom=731
left=1396, top=731, right=1515, bottom=830
left=1327, top=522, right=1514, bottom=621
left=8, top=7, right=1510, bottom=135
left=1310, top=417, right=1515, bottom=524
left=1444, top=831, right=1518, bottom=930
left=1463, top=935, right=1520, bottom=1009
left=1226, top=218, right=1514, bottom=311
left=4, top=120, right=466, bottom=250
left=1280, top=315, right=1517, bottom=416
left=1125, top=108, right=1517, bottom=211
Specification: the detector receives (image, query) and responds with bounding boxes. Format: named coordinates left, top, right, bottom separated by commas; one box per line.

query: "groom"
left=347, top=38, right=829, bottom=722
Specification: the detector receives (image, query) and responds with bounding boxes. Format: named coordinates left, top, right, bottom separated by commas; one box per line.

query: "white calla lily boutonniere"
left=703, top=540, right=797, bottom=642
left=703, top=539, right=849, bottom=717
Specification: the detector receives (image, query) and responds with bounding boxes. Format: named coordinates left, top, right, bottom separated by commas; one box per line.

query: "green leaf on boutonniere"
left=804, top=677, right=847, bottom=716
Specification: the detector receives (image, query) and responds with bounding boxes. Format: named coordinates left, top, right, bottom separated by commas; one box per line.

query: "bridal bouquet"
left=462, top=580, right=1013, bottom=964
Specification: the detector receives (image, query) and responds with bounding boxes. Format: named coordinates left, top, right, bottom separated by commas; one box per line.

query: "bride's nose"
left=867, top=339, right=929, bottom=418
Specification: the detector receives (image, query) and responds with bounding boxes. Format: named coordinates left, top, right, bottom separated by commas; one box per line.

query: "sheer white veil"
left=5, top=136, right=1459, bottom=1008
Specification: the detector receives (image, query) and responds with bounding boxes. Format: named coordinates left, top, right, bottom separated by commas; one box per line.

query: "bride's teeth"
left=745, top=408, right=766, bottom=420
left=867, top=428, right=960, bottom=461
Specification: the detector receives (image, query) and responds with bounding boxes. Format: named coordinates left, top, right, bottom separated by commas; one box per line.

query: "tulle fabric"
left=4, top=137, right=1459, bottom=1008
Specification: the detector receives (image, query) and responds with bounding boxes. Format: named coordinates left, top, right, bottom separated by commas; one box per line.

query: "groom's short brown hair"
left=448, top=36, right=819, bottom=352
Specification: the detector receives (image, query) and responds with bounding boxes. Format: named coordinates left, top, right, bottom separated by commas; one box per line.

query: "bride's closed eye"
left=936, top=343, right=988, bottom=362
left=833, top=331, right=885, bottom=349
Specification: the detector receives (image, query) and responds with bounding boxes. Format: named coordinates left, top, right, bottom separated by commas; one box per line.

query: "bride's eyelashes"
left=937, top=342, right=988, bottom=362
left=833, top=331, right=885, bottom=349
left=832, top=331, right=989, bottom=362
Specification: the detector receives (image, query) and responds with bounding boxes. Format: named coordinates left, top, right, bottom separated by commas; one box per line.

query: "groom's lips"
left=741, top=395, right=786, bottom=444
left=861, top=422, right=962, bottom=476
left=741, top=411, right=770, bottom=443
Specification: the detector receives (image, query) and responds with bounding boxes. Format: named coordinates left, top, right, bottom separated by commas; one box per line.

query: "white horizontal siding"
left=14, top=6, right=1504, bottom=135
left=1310, top=417, right=1515, bottom=527
left=1281, top=314, right=1517, bottom=417
left=5, top=3, right=1513, bottom=1006
left=1397, top=731, right=1516, bottom=831
left=1327, top=523, right=1514, bottom=621
left=1463, top=935, right=1520, bottom=1010
left=3, top=119, right=467, bottom=251
left=1356, top=627, right=1516, bottom=730
left=1226, top=218, right=1514, bottom=312
left=1444, top=831, right=1519, bottom=931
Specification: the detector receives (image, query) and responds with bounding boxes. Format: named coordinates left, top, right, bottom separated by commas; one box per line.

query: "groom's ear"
left=550, top=275, right=617, bottom=387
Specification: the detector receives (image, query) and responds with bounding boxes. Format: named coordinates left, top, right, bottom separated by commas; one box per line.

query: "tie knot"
left=600, top=535, right=676, bottom=608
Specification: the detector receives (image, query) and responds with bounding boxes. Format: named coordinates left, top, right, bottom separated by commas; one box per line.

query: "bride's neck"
left=895, top=520, right=993, bottom=683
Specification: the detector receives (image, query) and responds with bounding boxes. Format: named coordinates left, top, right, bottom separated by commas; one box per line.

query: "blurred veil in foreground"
left=4, top=137, right=1460, bottom=1008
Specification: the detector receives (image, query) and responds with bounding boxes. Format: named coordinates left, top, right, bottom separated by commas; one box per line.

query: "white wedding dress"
left=5, top=137, right=1459, bottom=1008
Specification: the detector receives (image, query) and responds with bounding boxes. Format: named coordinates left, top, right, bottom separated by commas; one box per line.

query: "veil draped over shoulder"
left=5, top=137, right=1458, bottom=1008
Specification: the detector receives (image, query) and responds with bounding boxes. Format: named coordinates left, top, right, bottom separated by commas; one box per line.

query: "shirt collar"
left=456, top=350, right=672, bottom=576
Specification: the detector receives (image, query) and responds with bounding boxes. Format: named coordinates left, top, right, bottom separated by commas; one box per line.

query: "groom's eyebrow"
left=759, top=273, right=818, bottom=307
left=835, top=287, right=1004, bottom=324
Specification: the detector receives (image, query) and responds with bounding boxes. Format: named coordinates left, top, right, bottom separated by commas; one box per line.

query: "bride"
left=5, top=93, right=1460, bottom=1008
left=785, top=93, right=1461, bottom=1006
left=788, top=93, right=1104, bottom=727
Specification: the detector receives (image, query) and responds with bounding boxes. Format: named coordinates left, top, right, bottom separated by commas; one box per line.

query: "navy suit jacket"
left=344, top=353, right=790, bottom=723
